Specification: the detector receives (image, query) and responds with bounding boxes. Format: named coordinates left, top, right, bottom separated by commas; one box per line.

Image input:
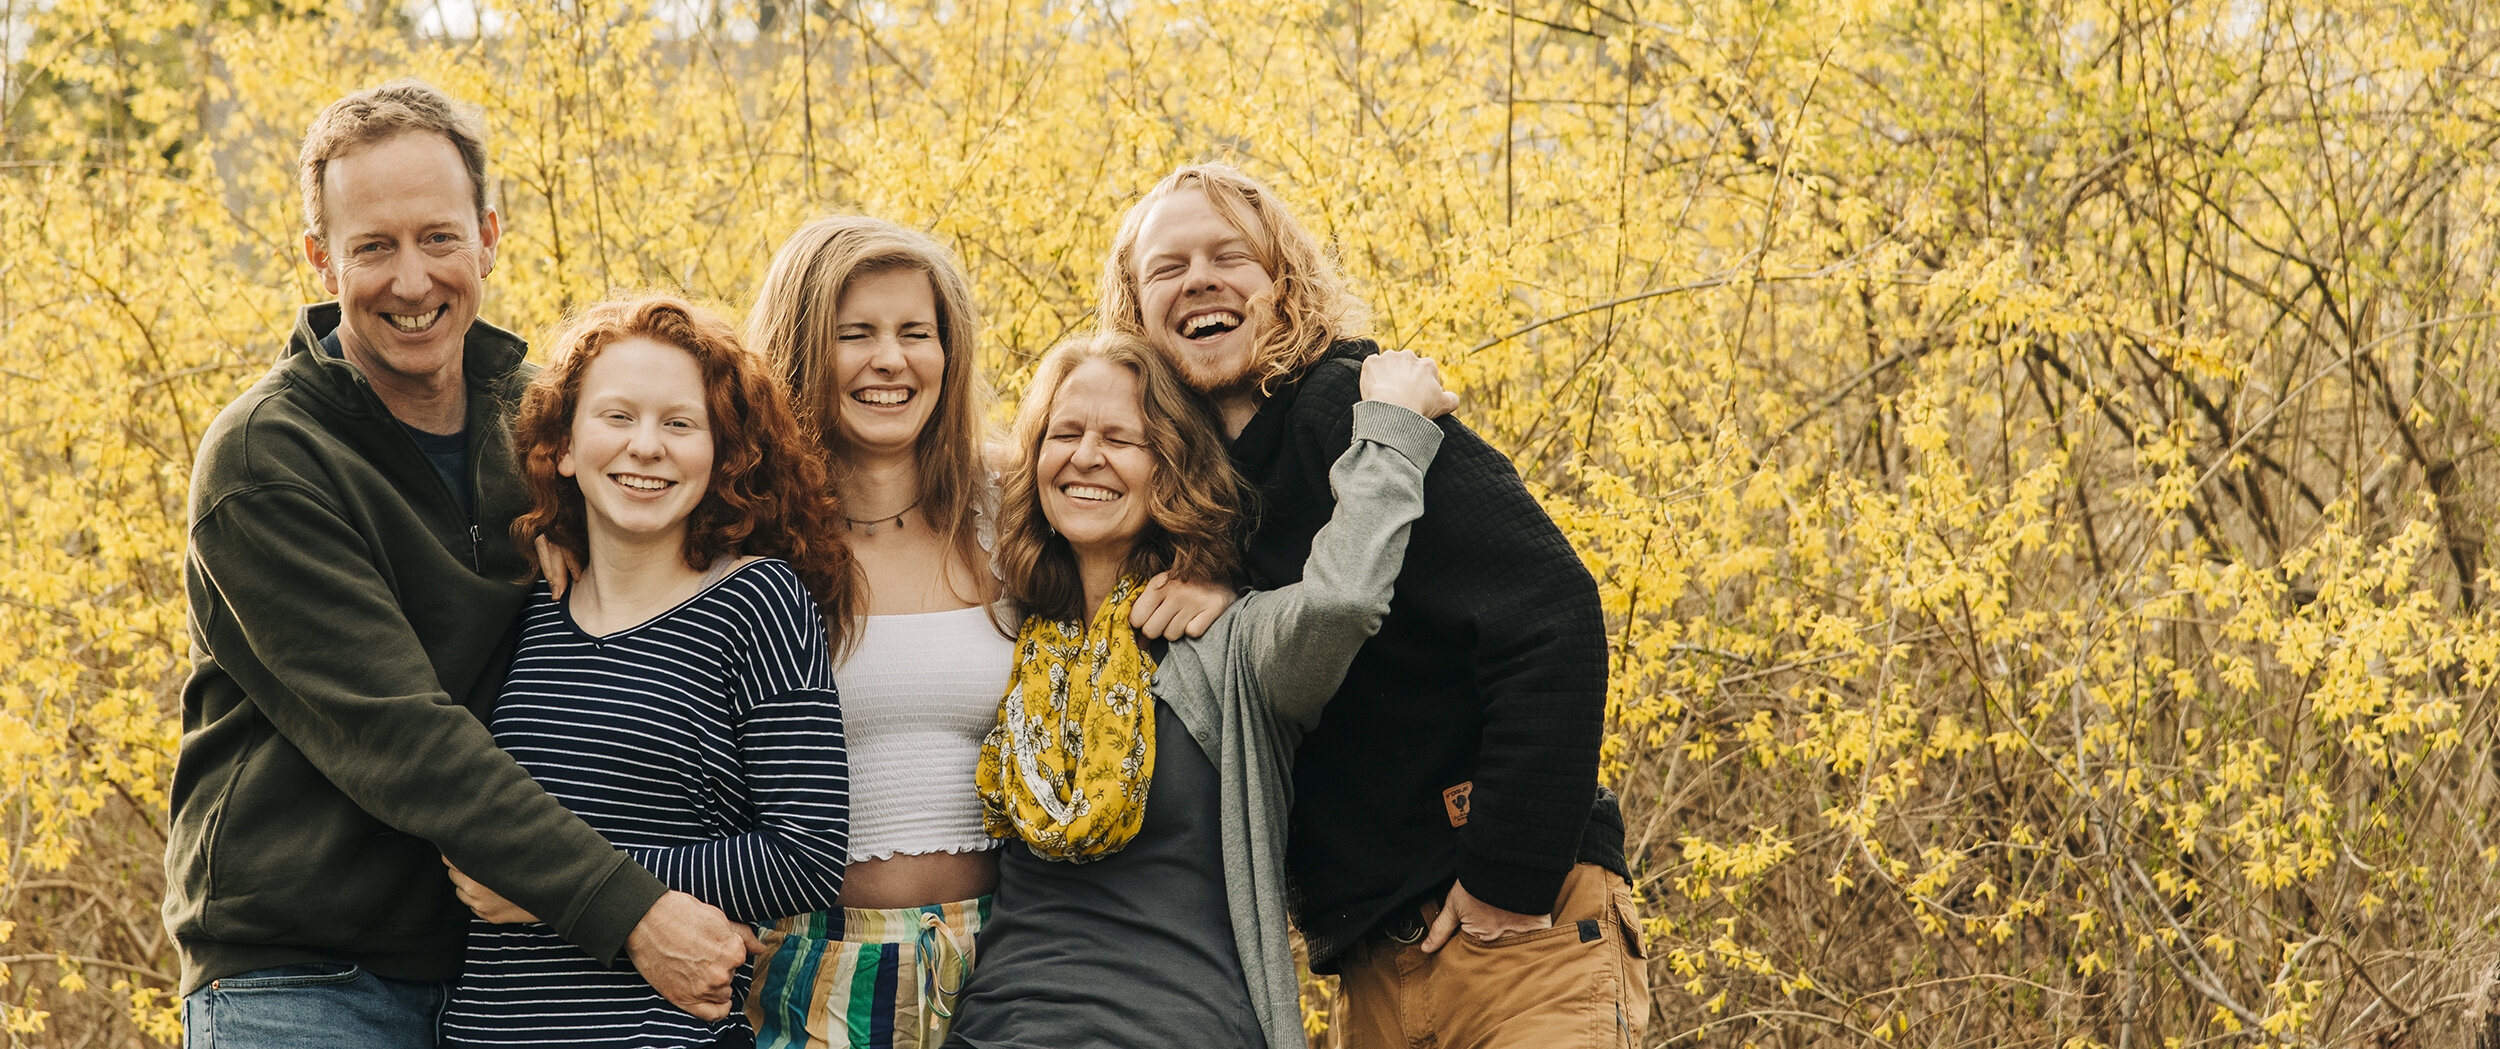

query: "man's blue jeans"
left=182, top=963, right=446, bottom=1048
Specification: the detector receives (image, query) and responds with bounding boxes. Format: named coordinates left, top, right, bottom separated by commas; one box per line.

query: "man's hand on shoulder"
left=627, top=890, right=767, bottom=1020
left=1418, top=877, right=1552, bottom=953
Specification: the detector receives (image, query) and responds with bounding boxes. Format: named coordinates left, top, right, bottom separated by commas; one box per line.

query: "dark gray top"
left=944, top=702, right=1263, bottom=1049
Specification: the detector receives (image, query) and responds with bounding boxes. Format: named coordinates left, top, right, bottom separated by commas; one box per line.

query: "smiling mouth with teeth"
left=384, top=305, right=446, bottom=333
left=615, top=475, right=673, bottom=492
left=854, top=389, right=912, bottom=406
left=1180, top=312, right=1243, bottom=339
left=1062, top=484, right=1122, bottom=502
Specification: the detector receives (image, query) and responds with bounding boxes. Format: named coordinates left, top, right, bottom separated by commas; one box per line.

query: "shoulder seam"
left=193, top=479, right=346, bottom=534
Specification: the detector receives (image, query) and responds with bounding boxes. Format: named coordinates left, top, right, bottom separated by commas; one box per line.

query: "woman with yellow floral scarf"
left=943, top=333, right=1453, bottom=1049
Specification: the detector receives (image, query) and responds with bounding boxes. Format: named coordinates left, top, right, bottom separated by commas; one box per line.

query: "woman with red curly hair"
left=438, top=294, right=855, bottom=1049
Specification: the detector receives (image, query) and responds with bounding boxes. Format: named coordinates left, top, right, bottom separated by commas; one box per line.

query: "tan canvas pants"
left=1329, top=863, right=1651, bottom=1049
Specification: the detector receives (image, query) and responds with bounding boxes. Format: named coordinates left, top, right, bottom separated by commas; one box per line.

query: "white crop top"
left=835, top=604, right=1017, bottom=861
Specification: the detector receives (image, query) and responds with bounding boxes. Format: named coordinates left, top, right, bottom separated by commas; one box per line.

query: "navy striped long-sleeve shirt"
left=443, top=558, right=848, bottom=1048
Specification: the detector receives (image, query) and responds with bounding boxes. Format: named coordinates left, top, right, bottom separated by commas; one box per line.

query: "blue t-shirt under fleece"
left=441, top=558, right=850, bottom=1048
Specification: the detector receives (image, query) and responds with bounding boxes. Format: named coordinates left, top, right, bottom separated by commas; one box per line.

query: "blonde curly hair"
left=1098, top=162, right=1371, bottom=397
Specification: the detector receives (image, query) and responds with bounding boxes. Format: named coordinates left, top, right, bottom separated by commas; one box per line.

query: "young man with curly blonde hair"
left=1104, top=163, right=1650, bottom=1048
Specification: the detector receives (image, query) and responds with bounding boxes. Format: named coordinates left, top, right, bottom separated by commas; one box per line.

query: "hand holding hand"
left=443, top=858, right=540, bottom=924
left=1359, top=349, right=1460, bottom=419
left=1129, top=572, right=1237, bottom=640
left=1418, top=878, right=1552, bottom=953
left=627, top=890, right=768, bottom=1021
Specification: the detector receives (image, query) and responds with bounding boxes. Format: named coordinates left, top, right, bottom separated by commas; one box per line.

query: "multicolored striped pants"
left=747, top=896, right=992, bottom=1049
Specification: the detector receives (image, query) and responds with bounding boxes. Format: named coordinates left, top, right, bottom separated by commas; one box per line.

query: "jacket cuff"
left=557, top=854, right=671, bottom=966
left=1351, top=400, right=1446, bottom=468
left=1456, top=852, right=1573, bottom=917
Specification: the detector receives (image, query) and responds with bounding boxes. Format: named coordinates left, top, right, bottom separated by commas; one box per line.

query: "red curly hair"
left=512, top=293, right=859, bottom=653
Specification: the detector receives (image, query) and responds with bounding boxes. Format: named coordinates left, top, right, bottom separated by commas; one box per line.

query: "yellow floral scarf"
left=977, top=574, right=1159, bottom=861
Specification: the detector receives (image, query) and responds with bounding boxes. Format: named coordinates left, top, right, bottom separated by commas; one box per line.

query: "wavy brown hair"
left=1098, top=162, right=1371, bottom=397
left=746, top=215, right=996, bottom=609
left=996, top=332, right=1245, bottom=622
left=512, top=293, right=860, bottom=653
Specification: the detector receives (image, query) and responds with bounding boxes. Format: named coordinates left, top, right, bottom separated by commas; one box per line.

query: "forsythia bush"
left=8, top=0, right=2500, bottom=1044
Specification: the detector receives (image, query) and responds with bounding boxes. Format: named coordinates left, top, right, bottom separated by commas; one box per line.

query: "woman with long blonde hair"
left=739, top=216, right=1233, bottom=1048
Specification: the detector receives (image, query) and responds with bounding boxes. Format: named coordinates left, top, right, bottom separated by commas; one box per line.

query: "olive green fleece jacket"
left=164, top=303, right=668, bottom=994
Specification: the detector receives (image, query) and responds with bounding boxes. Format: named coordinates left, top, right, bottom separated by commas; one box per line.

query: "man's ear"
left=303, top=232, right=341, bottom=296
left=478, top=208, right=501, bottom=280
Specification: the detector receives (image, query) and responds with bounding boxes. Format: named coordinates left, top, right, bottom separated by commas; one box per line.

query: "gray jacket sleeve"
left=1236, top=400, right=1445, bottom=730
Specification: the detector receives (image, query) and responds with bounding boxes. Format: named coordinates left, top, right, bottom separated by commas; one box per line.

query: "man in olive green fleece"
left=164, top=80, right=760, bottom=1047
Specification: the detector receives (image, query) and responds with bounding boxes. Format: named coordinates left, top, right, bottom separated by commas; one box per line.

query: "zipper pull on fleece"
left=469, top=524, right=482, bottom=572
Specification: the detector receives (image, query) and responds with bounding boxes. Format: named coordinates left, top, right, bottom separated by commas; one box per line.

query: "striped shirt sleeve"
left=627, top=563, right=849, bottom=922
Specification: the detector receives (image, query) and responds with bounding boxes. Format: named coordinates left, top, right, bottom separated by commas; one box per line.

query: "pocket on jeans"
left=213, top=963, right=364, bottom=990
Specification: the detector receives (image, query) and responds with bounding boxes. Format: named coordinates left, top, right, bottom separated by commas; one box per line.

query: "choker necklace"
left=845, top=499, right=920, bottom=535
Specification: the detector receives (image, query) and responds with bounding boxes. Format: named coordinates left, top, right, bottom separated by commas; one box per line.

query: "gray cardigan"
left=1151, top=400, right=1444, bottom=1049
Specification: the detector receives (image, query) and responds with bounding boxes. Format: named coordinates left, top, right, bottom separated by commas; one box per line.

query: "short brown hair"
left=298, top=79, right=492, bottom=243
left=511, top=294, right=860, bottom=653
left=995, top=332, right=1244, bottom=622
left=1099, top=162, right=1370, bottom=396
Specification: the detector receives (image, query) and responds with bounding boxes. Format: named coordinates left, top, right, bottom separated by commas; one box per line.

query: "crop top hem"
left=848, top=839, right=1005, bottom=863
